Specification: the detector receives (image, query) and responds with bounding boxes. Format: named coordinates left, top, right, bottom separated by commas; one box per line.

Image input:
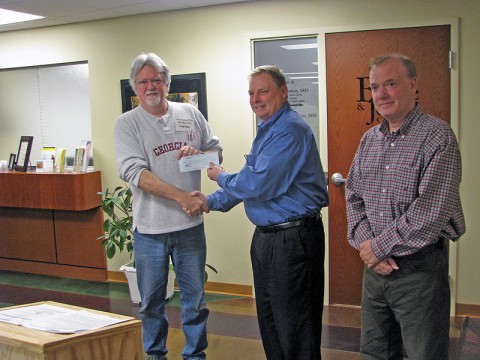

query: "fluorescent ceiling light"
left=281, top=43, right=318, bottom=50
left=0, top=8, right=44, bottom=25
left=286, top=72, right=318, bottom=75
left=285, top=72, right=318, bottom=80
left=288, top=76, right=318, bottom=80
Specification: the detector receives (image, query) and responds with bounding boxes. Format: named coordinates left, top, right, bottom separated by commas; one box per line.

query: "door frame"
left=247, top=17, right=460, bottom=313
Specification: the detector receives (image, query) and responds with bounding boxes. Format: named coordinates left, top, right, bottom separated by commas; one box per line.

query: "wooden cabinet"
left=0, top=171, right=107, bottom=281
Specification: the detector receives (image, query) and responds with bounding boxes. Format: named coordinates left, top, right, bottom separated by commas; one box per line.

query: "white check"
left=179, top=152, right=220, bottom=173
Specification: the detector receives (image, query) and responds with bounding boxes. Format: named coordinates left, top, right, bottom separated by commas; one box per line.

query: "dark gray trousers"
left=360, top=241, right=450, bottom=360
left=251, top=218, right=325, bottom=360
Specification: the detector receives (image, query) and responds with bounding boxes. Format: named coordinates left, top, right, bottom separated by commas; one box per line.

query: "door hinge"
left=449, top=50, right=453, bottom=69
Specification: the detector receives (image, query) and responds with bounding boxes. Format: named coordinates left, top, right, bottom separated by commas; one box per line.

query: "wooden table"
left=0, top=301, right=143, bottom=360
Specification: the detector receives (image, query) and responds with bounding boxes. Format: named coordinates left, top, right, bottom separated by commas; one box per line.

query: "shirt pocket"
left=392, top=165, right=421, bottom=213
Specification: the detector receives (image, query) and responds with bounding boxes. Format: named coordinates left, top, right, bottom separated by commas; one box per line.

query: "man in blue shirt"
left=206, top=65, right=329, bottom=360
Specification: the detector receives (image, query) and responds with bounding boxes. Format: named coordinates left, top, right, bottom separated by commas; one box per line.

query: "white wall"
left=0, top=0, right=478, bottom=306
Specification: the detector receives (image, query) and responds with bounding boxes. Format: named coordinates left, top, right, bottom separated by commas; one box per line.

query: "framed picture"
left=15, top=136, right=34, bottom=172
left=120, top=79, right=139, bottom=113
left=120, top=72, right=208, bottom=119
left=8, top=153, right=16, bottom=171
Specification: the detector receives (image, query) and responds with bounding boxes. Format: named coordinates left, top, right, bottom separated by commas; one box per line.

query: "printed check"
left=179, top=152, right=220, bottom=173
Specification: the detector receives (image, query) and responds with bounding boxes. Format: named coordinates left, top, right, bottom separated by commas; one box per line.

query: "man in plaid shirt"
left=346, top=53, right=465, bottom=360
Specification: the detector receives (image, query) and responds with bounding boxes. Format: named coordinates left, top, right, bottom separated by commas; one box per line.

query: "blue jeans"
left=134, top=223, right=208, bottom=359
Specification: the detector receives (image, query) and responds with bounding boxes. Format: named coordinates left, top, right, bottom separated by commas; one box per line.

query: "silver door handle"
left=331, top=173, right=347, bottom=186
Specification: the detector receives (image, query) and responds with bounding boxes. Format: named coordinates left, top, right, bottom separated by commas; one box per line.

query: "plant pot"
left=120, top=261, right=175, bottom=305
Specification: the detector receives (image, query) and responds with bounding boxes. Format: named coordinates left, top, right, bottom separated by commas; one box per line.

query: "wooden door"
left=326, top=26, right=451, bottom=306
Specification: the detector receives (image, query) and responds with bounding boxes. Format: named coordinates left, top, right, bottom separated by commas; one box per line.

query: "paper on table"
left=179, top=152, right=220, bottom=173
left=0, top=304, right=75, bottom=325
left=23, top=310, right=127, bottom=333
left=0, top=304, right=127, bottom=333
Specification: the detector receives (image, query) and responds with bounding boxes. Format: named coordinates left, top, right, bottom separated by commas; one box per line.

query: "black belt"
left=392, top=239, right=445, bottom=261
left=256, top=213, right=320, bottom=233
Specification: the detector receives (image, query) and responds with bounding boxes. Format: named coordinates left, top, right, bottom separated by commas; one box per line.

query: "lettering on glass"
left=287, top=79, right=318, bottom=122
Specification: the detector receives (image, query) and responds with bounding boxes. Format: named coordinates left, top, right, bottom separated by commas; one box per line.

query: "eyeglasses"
left=136, top=78, right=165, bottom=88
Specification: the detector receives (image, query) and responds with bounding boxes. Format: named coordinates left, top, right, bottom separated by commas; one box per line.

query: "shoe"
left=144, top=355, right=167, bottom=360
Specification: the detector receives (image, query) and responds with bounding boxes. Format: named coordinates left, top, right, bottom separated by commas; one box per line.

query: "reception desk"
left=0, top=170, right=107, bottom=281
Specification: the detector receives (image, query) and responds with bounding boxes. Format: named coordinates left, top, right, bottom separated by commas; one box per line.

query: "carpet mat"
left=0, top=270, right=244, bottom=308
left=456, top=316, right=480, bottom=360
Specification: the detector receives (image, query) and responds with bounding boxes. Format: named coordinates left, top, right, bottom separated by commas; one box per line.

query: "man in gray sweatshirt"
left=115, top=52, right=222, bottom=360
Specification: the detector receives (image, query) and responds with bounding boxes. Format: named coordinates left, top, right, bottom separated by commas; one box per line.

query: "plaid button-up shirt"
left=346, top=104, right=466, bottom=260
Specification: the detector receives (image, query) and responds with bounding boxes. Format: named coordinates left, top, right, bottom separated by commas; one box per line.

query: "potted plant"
left=97, top=185, right=217, bottom=304
left=97, top=186, right=134, bottom=260
left=97, top=185, right=173, bottom=304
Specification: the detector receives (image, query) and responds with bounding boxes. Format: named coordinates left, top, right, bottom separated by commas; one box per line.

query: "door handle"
left=331, top=173, right=347, bottom=186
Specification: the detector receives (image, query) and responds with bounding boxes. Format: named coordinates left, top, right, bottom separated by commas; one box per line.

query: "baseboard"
left=108, top=270, right=480, bottom=308
left=456, top=303, right=480, bottom=317
left=107, top=270, right=253, bottom=297
left=108, top=270, right=127, bottom=283
left=204, top=281, right=253, bottom=297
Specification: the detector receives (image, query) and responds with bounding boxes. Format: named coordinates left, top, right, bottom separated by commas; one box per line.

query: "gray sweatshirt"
left=115, top=101, right=222, bottom=234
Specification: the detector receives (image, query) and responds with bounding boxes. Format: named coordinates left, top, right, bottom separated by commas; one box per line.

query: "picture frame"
left=120, top=72, right=208, bottom=119
left=120, top=79, right=139, bottom=113
left=8, top=153, right=16, bottom=171
left=15, top=136, right=34, bottom=172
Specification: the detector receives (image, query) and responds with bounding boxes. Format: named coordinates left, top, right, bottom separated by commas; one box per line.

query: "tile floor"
left=0, top=270, right=464, bottom=359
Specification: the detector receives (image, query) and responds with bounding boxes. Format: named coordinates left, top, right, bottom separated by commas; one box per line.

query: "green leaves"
left=97, top=185, right=134, bottom=259
left=205, top=263, right=218, bottom=283
left=97, top=184, right=217, bottom=282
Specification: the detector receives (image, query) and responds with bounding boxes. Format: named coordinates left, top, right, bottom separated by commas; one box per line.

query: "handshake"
left=175, top=146, right=225, bottom=217
left=182, top=190, right=209, bottom=217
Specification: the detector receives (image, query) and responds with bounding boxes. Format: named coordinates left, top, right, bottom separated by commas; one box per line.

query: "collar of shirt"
left=256, top=102, right=290, bottom=133
left=379, top=103, right=421, bottom=137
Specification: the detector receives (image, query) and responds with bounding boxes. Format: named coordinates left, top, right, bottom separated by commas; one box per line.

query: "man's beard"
left=145, top=92, right=162, bottom=107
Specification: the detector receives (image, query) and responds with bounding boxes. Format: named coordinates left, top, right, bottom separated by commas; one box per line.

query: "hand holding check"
left=177, top=147, right=218, bottom=216
left=179, top=152, right=220, bottom=173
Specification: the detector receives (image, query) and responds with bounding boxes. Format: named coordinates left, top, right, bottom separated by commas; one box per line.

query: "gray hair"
left=129, top=52, right=171, bottom=92
left=249, top=65, right=287, bottom=88
left=368, top=53, right=417, bottom=79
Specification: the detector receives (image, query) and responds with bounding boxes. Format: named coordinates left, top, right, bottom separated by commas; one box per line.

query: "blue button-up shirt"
left=208, top=102, right=328, bottom=226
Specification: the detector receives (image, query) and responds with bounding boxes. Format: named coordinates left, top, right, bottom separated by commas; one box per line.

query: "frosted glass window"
left=0, top=63, right=92, bottom=164
left=253, top=37, right=319, bottom=145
